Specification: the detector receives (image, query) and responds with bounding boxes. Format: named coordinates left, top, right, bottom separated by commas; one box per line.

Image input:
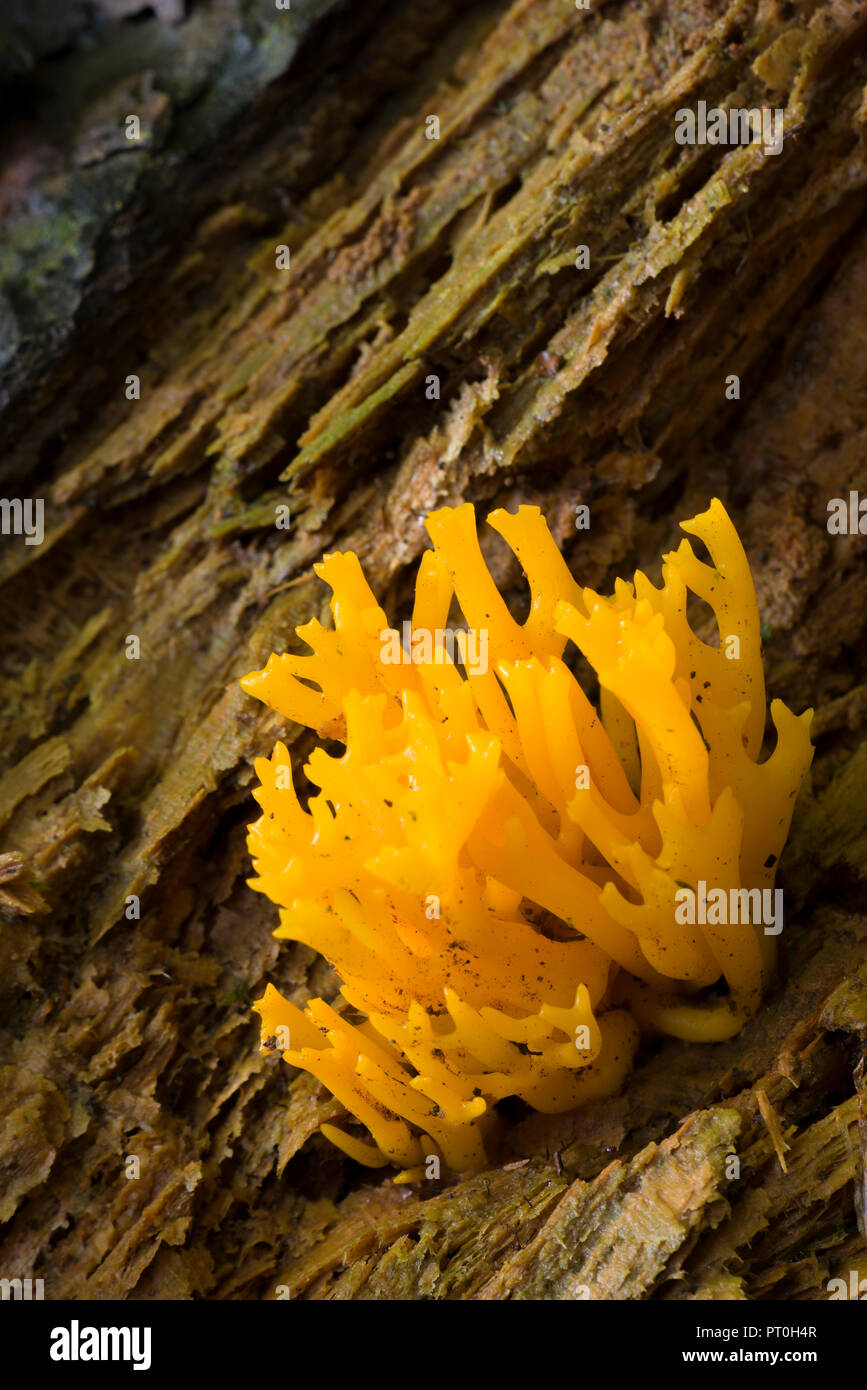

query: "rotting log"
left=0, top=0, right=866, bottom=1300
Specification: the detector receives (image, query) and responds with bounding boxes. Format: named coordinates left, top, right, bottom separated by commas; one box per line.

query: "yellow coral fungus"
left=242, top=500, right=813, bottom=1177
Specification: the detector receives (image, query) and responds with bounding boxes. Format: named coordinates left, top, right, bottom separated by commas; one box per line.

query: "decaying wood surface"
left=0, top=0, right=865, bottom=1299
